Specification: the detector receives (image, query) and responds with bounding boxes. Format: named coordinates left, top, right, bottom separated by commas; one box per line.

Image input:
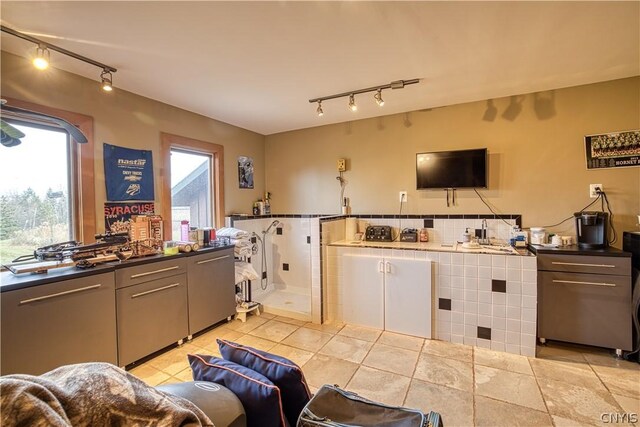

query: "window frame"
left=160, top=132, right=225, bottom=239
left=1, top=97, right=96, bottom=243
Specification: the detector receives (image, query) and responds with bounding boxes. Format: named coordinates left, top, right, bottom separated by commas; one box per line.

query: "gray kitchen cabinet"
left=537, top=252, right=632, bottom=352
left=116, top=261, right=189, bottom=366
left=1, top=272, right=117, bottom=375
left=187, top=248, right=235, bottom=335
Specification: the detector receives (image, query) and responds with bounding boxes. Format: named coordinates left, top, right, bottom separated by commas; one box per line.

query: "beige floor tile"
left=309, top=385, right=319, bottom=395
left=536, top=344, right=588, bottom=363
left=362, top=343, right=419, bottom=377
left=269, top=343, right=315, bottom=367
left=404, top=379, right=474, bottom=427
left=584, top=353, right=640, bottom=372
left=422, top=339, right=472, bottom=363
left=594, top=369, right=640, bottom=399
left=474, top=347, right=533, bottom=376
left=248, top=320, right=299, bottom=342
left=318, top=335, right=374, bottom=364
left=378, top=331, right=425, bottom=352
left=530, top=357, right=604, bottom=390
left=551, top=415, right=596, bottom=427
left=301, top=354, right=358, bottom=389
left=235, top=334, right=277, bottom=351
left=303, top=321, right=345, bottom=334
left=337, top=324, right=382, bottom=342
left=537, top=377, right=622, bottom=425
left=413, top=353, right=474, bottom=392
left=275, top=316, right=307, bottom=326
left=129, top=364, right=172, bottom=387
left=190, top=327, right=244, bottom=352
left=174, top=367, right=194, bottom=382
left=148, top=347, right=192, bottom=375
left=259, top=312, right=276, bottom=319
left=475, top=365, right=546, bottom=411
left=282, top=328, right=333, bottom=352
left=226, top=315, right=269, bottom=333
left=475, top=395, right=553, bottom=426
left=613, top=394, right=640, bottom=417
left=345, top=366, right=411, bottom=406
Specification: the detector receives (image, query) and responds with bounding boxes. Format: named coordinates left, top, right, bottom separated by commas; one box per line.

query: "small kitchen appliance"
left=400, top=228, right=418, bottom=242
left=365, top=226, right=393, bottom=242
left=574, top=211, right=608, bottom=249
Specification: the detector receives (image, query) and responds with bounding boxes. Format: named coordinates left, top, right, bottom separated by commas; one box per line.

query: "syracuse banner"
left=103, top=143, right=155, bottom=201
left=104, top=202, right=155, bottom=233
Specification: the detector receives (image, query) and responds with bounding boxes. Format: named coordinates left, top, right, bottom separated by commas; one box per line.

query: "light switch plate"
left=337, top=158, right=346, bottom=172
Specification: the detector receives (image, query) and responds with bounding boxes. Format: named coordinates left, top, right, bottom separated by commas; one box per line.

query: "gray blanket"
left=0, top=362, right=213, bottom=427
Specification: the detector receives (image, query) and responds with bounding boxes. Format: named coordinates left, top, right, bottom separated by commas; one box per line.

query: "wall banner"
left=103, top=143, right=155, bottom=201
left=585, top=130, right=640, bottom=169
left=104, top=202, right=155, bottom=233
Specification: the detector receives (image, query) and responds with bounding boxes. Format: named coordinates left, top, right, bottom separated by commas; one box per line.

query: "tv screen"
left=416, top=148, right=487, bottom=189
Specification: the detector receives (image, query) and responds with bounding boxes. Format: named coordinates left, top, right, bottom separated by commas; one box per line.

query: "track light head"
left=348, top=94, right=357, bottom=112
left=32, top=45, right=50, bottom=70
left=101, top=69, right=113, bottom=92
left=374, top=89, right=385, bottom=107
left=316, top=101, right=323, bottom=117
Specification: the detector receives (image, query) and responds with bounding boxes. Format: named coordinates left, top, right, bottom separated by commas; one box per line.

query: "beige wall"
left=265, top=77, right=640, bottom=247
left=1, top=51, right=265, bottom=232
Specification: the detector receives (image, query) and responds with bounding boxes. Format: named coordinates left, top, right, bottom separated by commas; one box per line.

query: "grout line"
left=472, top=346, right=477, bottom=426
left=528, top=355, right=556, bottom=426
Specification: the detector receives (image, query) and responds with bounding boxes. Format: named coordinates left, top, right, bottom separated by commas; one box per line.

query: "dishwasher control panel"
left=365, top=226, right=393, bottom=242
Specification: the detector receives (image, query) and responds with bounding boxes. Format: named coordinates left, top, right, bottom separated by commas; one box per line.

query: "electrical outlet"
left=399, top=191, right=407, bottom=203
left=589, top=184, right=603, bottom=198
left=337, top=158, right=346, bottom=172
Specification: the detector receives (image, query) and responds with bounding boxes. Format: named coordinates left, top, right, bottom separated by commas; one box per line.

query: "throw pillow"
left=217, top=339, right=311, bottom=426
left=188, top=354, right=287, bottom=427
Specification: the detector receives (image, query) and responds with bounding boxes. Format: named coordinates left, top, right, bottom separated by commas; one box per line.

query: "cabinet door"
left=187, top=249, right=235, bottom=334
left=341, top=254, right=384, bottom=329
left=1, top=272, right=117, bottom=375
left=385, top=258, right=432, bottom=338
left=116, top=274, right=189, bottom=366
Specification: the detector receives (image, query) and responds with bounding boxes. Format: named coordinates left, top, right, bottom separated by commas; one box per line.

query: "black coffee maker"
left=574, top=211, right=608, bottom=249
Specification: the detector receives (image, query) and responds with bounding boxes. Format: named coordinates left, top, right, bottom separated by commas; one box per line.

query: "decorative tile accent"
left=276, top=227, right=283, bottom=235
left=477, top=326, right=492, bottom=340
left=492, top=279, right=507, bottom=293
left=424, top=219, right=434, bottom=228
left=283, top=263, right=289, bottom=271
left=307, top=236, right=311, bottom=244
left=439, top=298, right=452, bottom=310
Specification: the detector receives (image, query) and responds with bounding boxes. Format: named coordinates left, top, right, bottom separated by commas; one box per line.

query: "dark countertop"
left=528, top=244, right=631, bottom=257
left=0, top=243, right=234, bottom=293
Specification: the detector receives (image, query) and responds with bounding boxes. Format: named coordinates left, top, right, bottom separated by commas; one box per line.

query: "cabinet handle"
left=131, top=283, right=179, bottom=299
left=551, top=262, right=616, bottom=268
left=385, top=261, right=391, bottom=273
left=378, top=261, right=384, bottom=273
left=552, top=279, right=616, bottom=287
left=197, top=255, right=230, bottom=265
left=20, top=284, right=102, bottom=304
left=130, top=266, right=179, bottom=278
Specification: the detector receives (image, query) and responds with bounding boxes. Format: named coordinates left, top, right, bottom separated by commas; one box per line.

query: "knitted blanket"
left=0, top=362, right=213, bottom=427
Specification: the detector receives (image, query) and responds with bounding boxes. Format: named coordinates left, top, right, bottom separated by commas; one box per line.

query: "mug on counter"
left=551, top=235, right=563, bottom=246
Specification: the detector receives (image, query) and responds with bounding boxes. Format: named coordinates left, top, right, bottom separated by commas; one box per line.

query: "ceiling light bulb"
left=317, top=101, right=324, bottom=117
left=101, top=69, right=113, bottom=92
left=348, top=94, right=357, bottom=112
left=32, top=45, right=50, bottom=70
left=374, top=89, right=385, bottom=107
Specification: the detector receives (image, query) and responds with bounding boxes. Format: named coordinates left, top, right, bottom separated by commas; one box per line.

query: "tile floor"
left=131, top=313, right=640, bottom=426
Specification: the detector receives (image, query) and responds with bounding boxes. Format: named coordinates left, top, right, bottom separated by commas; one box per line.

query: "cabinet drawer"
left=116, top=274, right=189, bottom=366
left=1, top=272, right=117, bottom=375
left=116, top=258, right=186, bottom=289
left=187, top=249, right=234, bottom=268
left=538, top=254, right=630, bottom=276
left=537, top=271, right=632, bottom=350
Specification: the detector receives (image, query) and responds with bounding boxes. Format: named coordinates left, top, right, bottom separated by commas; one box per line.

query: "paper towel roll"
left=345, top=217, right=357, bottom=241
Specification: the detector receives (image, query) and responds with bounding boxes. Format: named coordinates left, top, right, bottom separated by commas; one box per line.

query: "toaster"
left=365, top=226, right=393, bottom=242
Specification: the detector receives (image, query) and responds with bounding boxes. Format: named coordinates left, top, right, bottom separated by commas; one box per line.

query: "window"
left=0, top=122, right=72, bottom=264
left=0, top=97, right=95, bottom=267
left=160, top=133, right=225, bottom=240
left=170, top=149, right=213, bottom=240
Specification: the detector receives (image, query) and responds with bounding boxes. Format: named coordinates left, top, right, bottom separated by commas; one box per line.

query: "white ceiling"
left=1, top=1, right=639, bottom=135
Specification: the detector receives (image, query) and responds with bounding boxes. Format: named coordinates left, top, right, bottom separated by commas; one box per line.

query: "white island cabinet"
left=332, top=247, right=432, bottom=338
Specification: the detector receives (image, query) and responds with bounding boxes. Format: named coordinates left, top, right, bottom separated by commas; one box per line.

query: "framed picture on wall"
left=585, top=130, right=640, bottom=169
left=238, top=156, right=254, bottom=189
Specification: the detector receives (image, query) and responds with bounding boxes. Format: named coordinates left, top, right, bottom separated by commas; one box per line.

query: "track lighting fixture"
left=374, top=89, right=384, bottom=107
left=309, top=78, right=418, bottom=115
left=32, top=44, right=50, bottom=70
left=348, top=94, right=357, bottom=112
left=101, top=69, right=113, bottom=92
left=1, top=25, right=117, bottom=92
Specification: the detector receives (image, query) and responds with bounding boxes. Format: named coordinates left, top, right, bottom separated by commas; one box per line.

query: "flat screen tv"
left=416, top=148, right=487, bottom=189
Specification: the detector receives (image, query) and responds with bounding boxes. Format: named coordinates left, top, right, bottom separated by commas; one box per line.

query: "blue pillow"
left=217, top=339, right=311, bottom=426
left=188, top=354, right=287, bottom=427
